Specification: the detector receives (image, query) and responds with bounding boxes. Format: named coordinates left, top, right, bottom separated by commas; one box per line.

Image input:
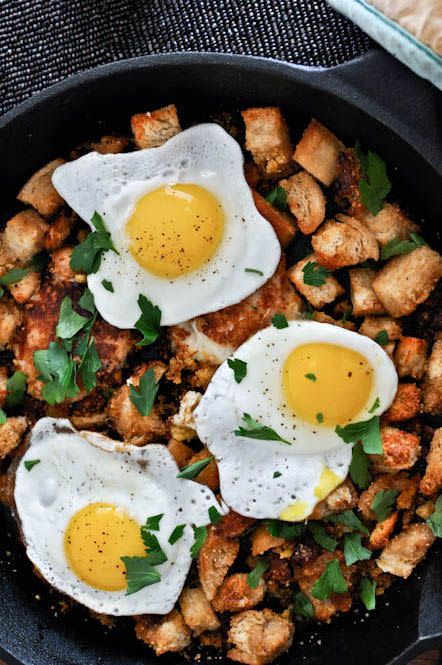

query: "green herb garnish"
left=360, top=577, right=376, bottom=610
left=335, top=416, right=383, bottom=455
left=245, top=268, right=264, bottom=276
left=120, top=556, right=161, bottom=595
left=135, top=294, right=161, bottom=347
left=311, top=559, right=348, bottom=600
left=380, top=233, right=426, bottom=261
left=56, top=297, right=89, bottom=339
left=371, top=489, right=400, bottom=522
left=265, top=520, right=305, bottom=540
left=316, top=412, right=324, bottom=423
left=144, top=514, right=164, bottom=531
left=129, top=368, right=158, bottom=416
left=6, top=371, right=27, bottom=408
left=234, top=413, right=292, bottom=445
left=177, top=456, right=214, bottom=480
left=70, top=211, right=118, bottom=274
left=305, top=373, right=316, bottom=382
left=208, top=506, right=222, bottom=525
left=293, top=591, right=314, bottom=618
left=168, top=524, right=186, bottom=545
left=374, top=330, right=389, bottom=347
left=427, top=495, right=442, bottom=537
left=368, top=397, right=380, bottom=414
left=327, top=510, right=369, bottom=535
left=0, top=408, right=6, bottom=424
left=349, top=443, right=372, bottom=490
left=247, top=559, right=269, bottom=589
left=308, top=522, right=337, bottom=552
left=355, top=143, right=391, bottom=215
left=265, top=185, right=287, bottom=210
left=302, top=261, right=331, bottom=287
left=273, top=471, right=282, bottom=478
left=24, top=459, right=41, bottom=472
left=102, top=279, right=114, bottom=293
left=227, top=358, right=247, bottom=384
left=190, top=525, right=207, bottom=558
left=343, top=533, right=372, bottom=565
left=271, top=313, right=289, bottom=329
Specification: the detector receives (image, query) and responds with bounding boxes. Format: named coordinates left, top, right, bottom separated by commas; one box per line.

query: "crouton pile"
left=0, top=103, right=441, bottom=665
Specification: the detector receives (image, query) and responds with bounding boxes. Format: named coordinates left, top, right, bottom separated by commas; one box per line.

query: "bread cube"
left=242, top=107, right=293, bottom=178
left=293, top=119, right=344, bottom=186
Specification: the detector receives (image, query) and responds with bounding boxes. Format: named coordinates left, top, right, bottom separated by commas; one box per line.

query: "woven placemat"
left=0, top=0, right=371, bottom=116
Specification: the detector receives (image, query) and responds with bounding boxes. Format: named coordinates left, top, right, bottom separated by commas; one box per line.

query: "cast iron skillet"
left=0, top=50, right=441, bottom=665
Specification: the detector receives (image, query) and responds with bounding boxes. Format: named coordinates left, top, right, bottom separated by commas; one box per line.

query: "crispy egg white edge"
left=51, top=123, right=281, bottom=328
left=194, top=321, right=398, bottom=520
left=14, top=418, right=224, bottom=616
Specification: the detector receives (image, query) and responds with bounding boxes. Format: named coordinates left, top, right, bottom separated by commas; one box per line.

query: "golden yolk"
left=283, top=343, right=373, bottom=426
left=64, top=502, right=146, bottom=591
left=125, top=183, right=224, bottom=278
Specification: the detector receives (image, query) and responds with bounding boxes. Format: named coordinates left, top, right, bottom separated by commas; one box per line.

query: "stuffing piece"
left=311, top=215, right=379, bottom=269
left=216, top=510, right=255, bottom=539
left=420, top=428, right=442, bottom=496
left=89, top=135, right=129, bottom=154
left=44, top=211, right=77, bottom=251
left=293, top=552, right=354, bottom=622
left=241, top=107, right=293, bottom=178
left=179, top=587, right=220, bottom=636
left=198, top=526, right=240, bottom=600
left=349, top=268, right=386, bottom=317
left=358, top=474, right=418, bottom=521
left=186, top=448, right=219, bottom=491
left=227, top=608, right=294, bottom=665
left=0, top=417, right=27, bottom=459
left=0, top=367, right=7, bottom=407
left=244, top=162, right=261, bottom=188
left=334, top=147, right=364, bottom=217
left=359, top=316, right=402, bottom=342
left=370, top=426, right=421, bottom=474
left=368, top=512, right=398, bottom=550
left=170, top=390, right=201, bottom=441
left=17, top=159, right=65, bottom=218
left=288, top=254, right=344, bottom=309
left=309, top=478, right=358, bottom=519
left=0, top=300, right=22, bottom=348
left=134, top=609, right=191, bottom=655
left=251, top=191, right=296, bottom=248
left=8, top=271, right=40, bottom=304
left=422, top=339, right=442, bottom=414
left=293, top=119, right=344, bottom=187
left=279, top=171, right=325, bottom=234
left=49, top=246, right=82, bottom=284
left=360, top=203, right=419, bottom=247
left=1, top=209, right=49, bottom=265
left=372, top=246, right=442, bottom=318
left=312, top=311, right=355, bottom=331
left=394, top=337, right=427, bottom=380
left=167, top=438, right=194, bottom=467
left=213, top=573, right=266, bottom=613
left=377, top=524, right=435, bottom=578
left=383, top=384, right=421, bottom=422
left=251, top=525, right=284, bottom=557
left=131, top=104, right=181, bottom=149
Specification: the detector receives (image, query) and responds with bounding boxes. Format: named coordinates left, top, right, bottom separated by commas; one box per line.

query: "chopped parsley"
left=208, top=506, right=222, bottom=525
left=135, top=294, right=161, bottom=347
left=265, top=185, right=287, bottom=210
left=144, top=514, right=163, bottom=531
left=360, top=577, right=376, bottom=610
left=371, top=489, right=400, bottom=522
left=343, top=533, right=372, bottom=565
left=34, top=341, right=80, bottom=404
left=427, top=495, right=442, bottom=537
left=273, top=471, right=282, bottom=479
left=311, top=559, right=347, bottom=600
left=78, top=287, right=96, bottom=314
left=368, top=397, right=380, bottom=414
left=234, top=413, right=292, bottom=445
left=302, top=261, right=331, bottom=287
left=305, top=373, right=316, bottom=382
left=24, top=459, right=40, bottom=472
left=102, top=279, right=114, bottom=292
left=0, top=251, right=49, bottom=286
left=168, top=524, right=186, bottom=545
left=6, top=371, right=27, bottom=408
left=247, top=559, right=269, bottom=589
left=293, top=590, right=314, bottom=618
left=271, top=313, right=289, bottom=329
left=0, top=267, right=29, bottom=285
left=335, top=416, right=383, bottom=455
left=316, top=412, right=324, bottom=423
left=349, top=443, right=372, bottom=490
left=129, top=368, right=159, bottom=416
left=355, top=143, right=391, bottom=215
left=190, top=525, right=207, bottom=558
left=227, top=358, right=247, bottom=384
left=380, top=233, right=426, bottom=261
left=70, top=211, right=118, bottom=274
left=56, top=297, right=89, bottom=339
left=265, top=520, right=305, bottom=540
left=374, top=330, right=389, bottom=347
left=120, top=556, right=161, bottom=595
left=308, top=522, right=337, bottom=552
left=245, top=268, right=264, bottom=276
left=177, top=456, right=214, bottom=480
left=327, top=510, right=369, bottom=536
left=341, top=306, right=353, bottom=323
left=0, top=408, right=6, bottom=424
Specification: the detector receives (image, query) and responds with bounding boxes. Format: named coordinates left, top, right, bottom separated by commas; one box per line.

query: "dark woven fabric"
left=0, top=0, right=371, bottom=116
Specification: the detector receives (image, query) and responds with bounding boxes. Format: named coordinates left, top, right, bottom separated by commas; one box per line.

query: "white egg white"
left=14, top=418, right=223, bottom=616
left=194, top=321, right=398, bottom=520
left=52, top=124, right=281, bottom=328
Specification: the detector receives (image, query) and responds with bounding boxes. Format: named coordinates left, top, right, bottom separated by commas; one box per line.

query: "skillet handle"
left=317, top=48, right=442, bottom=173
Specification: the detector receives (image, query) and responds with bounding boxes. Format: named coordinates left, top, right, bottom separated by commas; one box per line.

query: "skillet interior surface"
left=0, top=51, right=441, bottom=665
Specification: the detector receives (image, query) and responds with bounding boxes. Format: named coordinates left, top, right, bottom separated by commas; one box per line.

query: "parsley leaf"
left=308, top=522, right=338, bottom=552
left=78, top=287, right=96, bottom=314
left=144, top=514, right=163, bottom=531
left=271, top=313, right=288, bottom=329
left=427, top=495, right=442, bottom=537
left=273, top=471, right=282, bottom=478
left=335, top=416, right=383, bottom=455
left=265, top=520, right=305, bottom=540
left=24, top=459, right=40, bottom=472
left=368, top=397, right=380, bottom=414
left=316, top=412, right=324, bottom=423
left=0, top=252, right=49, bottom=287
left=343, top=533, right=372, bottom=565
left=374, top=330, right=389, bottom=347
left=0, top=286, right=3, bottom=298
left=70, top=211, right=118, bottom=274
left=360, top=577, right=376, bottom=610
left=78, top=338, right=101, bottom=392
left=102, top=279, right=114, bottom=292
left=190, top=525, right=207, bottom=558
left=0, top=408, right=6, bottom=424
left=265, top=185, right=287, bottom=210
left=120, top=556, right=161, bottom=595
left=177, top=456, right=214, bottom=479
left=168, top=524, right=186, bottom=545
left=6, top=371, right=27, bottom=408
left=140, top=530, right=162, bottom=553
left=208, top=506, right=222, bottom=525
left=0, top=268, right=29, bottom=285
left=129, top=368, right=158, bottom=416
left=371, top=489, right=400, bottom=522
left=247, top=559, right=269, bottom=589
left=302, top=261, right=331, bottom=287
left=312, top=559, right=348, bottom=600
left=34, top=342, right=80, bottom=404
left=305, top=373, right=316, bottom=382
left=327, top=510, right=369, bottom=536
left=234, top=413, right=292, bottom=445
left=245, top=268, right=264, bottom=276
left=355, top=145, right=391, bottom=215
left=380, top=233, right=426, bottom=261
left=293, top=591, right=314, bottom=618
left=227, top=358, right=247, bottom=384
left=56, top=297, right=89, bottom=340
left=135, top=295, right=161, bottom=347
left=349, top=443, right=372, bottom=490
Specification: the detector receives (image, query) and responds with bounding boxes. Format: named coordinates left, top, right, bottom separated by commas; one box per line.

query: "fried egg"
left=14, top=418, right=222, bottom=615
left=194, top=321, right=398, bottom=521
left=52, top=124, right=281, bottom=328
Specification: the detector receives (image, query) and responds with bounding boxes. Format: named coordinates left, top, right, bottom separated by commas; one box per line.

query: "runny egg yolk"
left=283, top=342, right=373, bottom=426
left=64, top=502, right=146, bottom=591
left=125, top=183, right=224, bottom=278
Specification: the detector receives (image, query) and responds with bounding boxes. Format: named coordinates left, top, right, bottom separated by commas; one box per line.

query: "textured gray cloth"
left=0, top=0, right=371, bottom=116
